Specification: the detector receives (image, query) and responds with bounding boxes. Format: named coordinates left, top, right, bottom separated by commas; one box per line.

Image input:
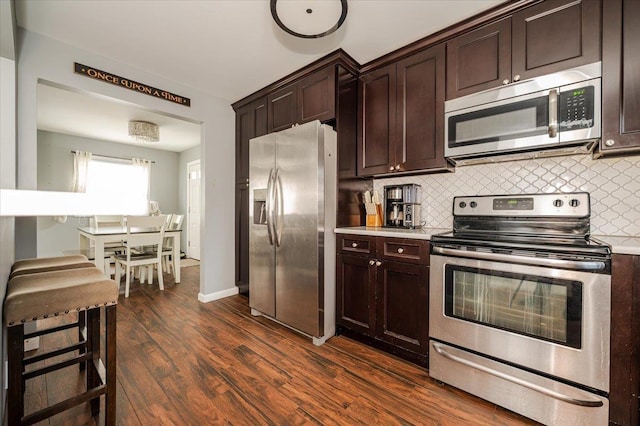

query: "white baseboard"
left=198, top=286, right=239, bottom=303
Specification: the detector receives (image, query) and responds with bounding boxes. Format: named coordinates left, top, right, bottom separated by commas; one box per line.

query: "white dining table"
left=77, top=226, right=182, bottom=283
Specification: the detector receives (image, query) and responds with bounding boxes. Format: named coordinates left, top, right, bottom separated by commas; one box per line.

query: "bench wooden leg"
left=7, top=324, right=25, bottom=425
left=87, top=308, right=101, bottom=417
left=105, top=305, right=117, bottom=425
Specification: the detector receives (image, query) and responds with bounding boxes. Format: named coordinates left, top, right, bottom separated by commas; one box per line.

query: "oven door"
left=429, top=247, right=610, bottom=393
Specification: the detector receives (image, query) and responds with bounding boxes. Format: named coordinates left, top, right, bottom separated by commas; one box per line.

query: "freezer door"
left=275, top=122, right=324, bottom=336
left=249, top=132, right=276, bottom=317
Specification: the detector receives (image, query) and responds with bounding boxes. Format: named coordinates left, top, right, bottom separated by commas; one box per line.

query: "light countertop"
left=335, top=227, right=640, bottom=256
left=592, top=235, right=640, bottom=256
left=334, top=226, right=450, bottom=241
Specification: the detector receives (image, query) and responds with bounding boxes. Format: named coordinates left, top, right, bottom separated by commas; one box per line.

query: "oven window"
left=444, top=266, right=582, bottom=349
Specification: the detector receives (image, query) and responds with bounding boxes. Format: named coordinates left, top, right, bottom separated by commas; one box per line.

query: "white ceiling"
left=37, top=83, right=202, bottom=152
left=17, top=0, right=507, bottom=151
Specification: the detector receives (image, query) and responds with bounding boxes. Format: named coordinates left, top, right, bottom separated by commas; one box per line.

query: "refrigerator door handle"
left=266, top=168, right=275, bottom=246
left=274, top=168, right=284, bottom=247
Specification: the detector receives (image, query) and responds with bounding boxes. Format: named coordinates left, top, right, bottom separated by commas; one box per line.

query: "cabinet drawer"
left=338, top=235, right=376, bottom=255
left=377, top=238, right=429, bottom=265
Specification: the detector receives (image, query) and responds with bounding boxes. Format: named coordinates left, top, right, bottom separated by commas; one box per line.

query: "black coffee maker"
left=383, top=184, right=422, bottom=228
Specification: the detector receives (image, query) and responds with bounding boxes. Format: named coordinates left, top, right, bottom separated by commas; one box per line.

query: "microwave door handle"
left=548, top=89, right=558, bottom=138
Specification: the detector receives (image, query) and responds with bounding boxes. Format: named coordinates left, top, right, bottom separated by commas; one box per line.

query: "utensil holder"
left=366, top=204, right=383, bottom=227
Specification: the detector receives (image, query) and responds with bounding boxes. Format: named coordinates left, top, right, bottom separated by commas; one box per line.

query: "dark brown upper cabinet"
left=267, top=82, right=298, bottom=133
left=446, top=0, right=601, bottom=100
left=268, top=66, right=337, bottom=133
left=359, top=44, right=449, bottom=176
left=235, top=98, right=267, bottom=184
left=298, top=66, right=336, bottom=124
left=599, top=0, right=640, bottom=156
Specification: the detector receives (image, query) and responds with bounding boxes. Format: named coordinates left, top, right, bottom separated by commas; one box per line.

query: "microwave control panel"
left=559, top=85, right=594, bottom=131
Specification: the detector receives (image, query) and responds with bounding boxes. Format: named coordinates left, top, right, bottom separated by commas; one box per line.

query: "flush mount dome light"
left=271, top=0, right=348, bottom=39
left=128, top=120, right=159, bottom=143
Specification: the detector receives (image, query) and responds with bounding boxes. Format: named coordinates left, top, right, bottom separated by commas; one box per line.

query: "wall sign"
left=74, top=63, right=191, bottom=107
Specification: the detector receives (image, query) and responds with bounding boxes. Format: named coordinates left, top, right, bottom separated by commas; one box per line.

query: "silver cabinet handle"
left=431, top=246, right=606, bottom=271
left=548, top=89, right=558, bottom=138
left=375, top=261, right=382, bottom=267
left=513, top=74, right=521, bottom=82
left=431, top=342, right=603, bottom=408
left=352, top=242, right=358, bottom=248
left=388, top=166, right=395, bottom=172
left=395, top=164, right=401, bottom=171
left=502, top=79, right=510, bottom=85
left=369, top=260, right=375, bottom=266
left=605, top=139, right=615, bottom=147
left=397, top=247, right=404, bottom=254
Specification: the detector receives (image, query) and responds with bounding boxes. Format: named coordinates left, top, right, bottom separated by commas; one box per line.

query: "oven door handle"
left=431, top=342, right=604, bottom=408
left=431, top=246, right=606, bottom=271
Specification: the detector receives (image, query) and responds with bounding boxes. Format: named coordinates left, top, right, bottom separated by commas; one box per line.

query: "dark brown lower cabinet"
left=336, top=234, right=429, bottom=366
left=376, top=260, right=429, bottom=355
left=609, top=254, right=640, bottom=426
left=234, top=184, right=249, bottom=295
left=336, top=253, right=376, bottom=336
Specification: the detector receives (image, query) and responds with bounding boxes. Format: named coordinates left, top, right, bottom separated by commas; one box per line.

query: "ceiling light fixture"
left=128, top=120, right=159, bottom=143
left=270, top=0, right=348, bottom=39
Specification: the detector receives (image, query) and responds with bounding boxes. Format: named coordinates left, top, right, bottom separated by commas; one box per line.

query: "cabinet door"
left=609, top=254, right=640, bottom=426
left=601, top=0, right=640, bottom=155
left=235, top=98, right=267, bottom=183
left=376, top=261, right=429, bottom=355
left=268, top=82, right=298, bottom=132
left=337, top=71, right=358, bottom=179
left=235, top=184, right=250, bottom=295
left=512, top=0, right=600, bottom=81
left=396, top=44, right=448, bottom=171
left=358, top=64, right=397, bottom=176
left=298, top=66, right=336, bottom=124
left=336, top=254, right=376, bottom=336
left=446, top=18, right=511, bottom=99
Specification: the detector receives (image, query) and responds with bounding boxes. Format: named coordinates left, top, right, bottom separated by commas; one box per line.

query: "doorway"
left=187, top=160, right=201, bottom=260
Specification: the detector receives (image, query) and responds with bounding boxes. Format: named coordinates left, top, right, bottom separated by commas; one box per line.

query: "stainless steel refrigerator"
left=249, top=120, right=336, bottom=346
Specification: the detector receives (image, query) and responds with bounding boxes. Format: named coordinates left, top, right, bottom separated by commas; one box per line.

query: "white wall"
left=0, top=0, right=17, bottom=420
left=36, top=130, right=181, bottom=257
left=17, top=29, right=236, bottom=300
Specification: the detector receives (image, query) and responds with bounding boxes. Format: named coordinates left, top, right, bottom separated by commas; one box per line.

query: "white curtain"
left=132, top=157, right=152, bottom=203
left=54, top=150, right=92, bottom=223
left=72, top=151, right=92, bottom=192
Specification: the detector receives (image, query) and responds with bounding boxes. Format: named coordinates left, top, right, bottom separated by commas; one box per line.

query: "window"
left=85, top=158, right=150, bottom=205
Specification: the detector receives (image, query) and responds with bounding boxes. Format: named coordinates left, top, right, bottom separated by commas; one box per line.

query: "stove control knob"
left=459, top=201, right=467, bottom=208
left=470, top=201, right=477, bottom=208
left=553, top=199, right=564, bottom=207
left=569, top=199, right=580, bottom=208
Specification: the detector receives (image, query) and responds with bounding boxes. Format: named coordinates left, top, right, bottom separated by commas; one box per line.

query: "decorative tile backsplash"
left=373, top=154, right=640, bottom=237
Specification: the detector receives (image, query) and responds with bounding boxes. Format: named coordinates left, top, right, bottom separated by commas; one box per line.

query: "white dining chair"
left=93, top=215, right=126, bottom=277
left=114, top=215, right=166, bottom=297
left=162, top=214, right=184, bottom=275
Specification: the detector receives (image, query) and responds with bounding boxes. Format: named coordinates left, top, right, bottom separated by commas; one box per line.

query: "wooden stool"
left=4, top=267, right=118, bottom=425
left=9, top=255, right=98, bottom=370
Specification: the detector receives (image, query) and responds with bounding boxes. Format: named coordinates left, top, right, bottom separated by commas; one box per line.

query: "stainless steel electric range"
left=429, top=192, right=611, bottom=425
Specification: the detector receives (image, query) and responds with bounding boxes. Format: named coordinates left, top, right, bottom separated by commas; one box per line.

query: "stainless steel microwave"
left=444, top=62, right=601, bottom=165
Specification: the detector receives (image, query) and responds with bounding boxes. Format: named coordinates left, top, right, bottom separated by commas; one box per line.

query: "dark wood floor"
left=23, top=265, right=538, bottom=425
